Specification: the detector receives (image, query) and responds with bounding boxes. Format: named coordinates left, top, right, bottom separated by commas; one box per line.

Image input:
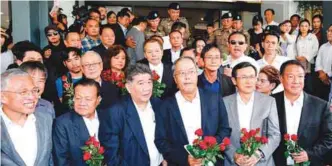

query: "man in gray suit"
left=1, top=69, right=53, bottom=166
left=127, top=17, right=148, bottom=64
left=223, top=62, right=280, bottom=166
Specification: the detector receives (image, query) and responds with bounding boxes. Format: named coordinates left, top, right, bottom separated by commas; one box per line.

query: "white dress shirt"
left=257, top=54, right=290, bottom=70
left=280, top=34, right=297, bottom=59
left=224, top=54, right=260, bottom=71
left=263, top=21, right=279, bottom=29
left=133, top=101, right=163, bottom=166
left=83, top=111, right=100, bottom=140
left=171, top=47, right=182, bottom=64
left=176, top=90, right=202, bottom=144
left=315, top=42, right=332, bottom=77
left=149, top=62, right=164, bottom=83
left=118, top=23, right=128, bottom=36
left=295, top=33, right=319, bottom=64
left=236, top=93, right=255, bottom=130
left=1, top=109, right=38, bottom=166
left=284, top=92, right=304, bottom=165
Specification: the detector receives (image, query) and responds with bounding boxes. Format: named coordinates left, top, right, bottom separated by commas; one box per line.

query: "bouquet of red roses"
left=284, top=134, right=310, bottom=166
left=236, top=128, right=268, bottom=157
left=101, top=70, right=127, bottom=95
left=81, top=136, right=105, bottom=166
left=61, top=75, right=74, bottom=109
left=185, top=128, right=231, bottom=166
left=151, top=70, right=166, bottom=98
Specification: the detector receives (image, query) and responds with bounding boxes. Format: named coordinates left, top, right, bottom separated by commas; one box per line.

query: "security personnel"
left=208, top=12, right=234, bottom=56
left=159, top=3, right=190, bottom=45
left=144, top=11, right=166, bottom=39
left=232, top=13, right=250, bottom=54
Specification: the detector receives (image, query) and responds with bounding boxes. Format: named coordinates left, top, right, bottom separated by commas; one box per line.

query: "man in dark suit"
left=1, top=69, right=53, bottom=165
left=81, top=51, right=119, bottom=109
left=99, top=64, right=166, bottom=166
left=197, top=44, right=235, bottom=97
left=272, top=60, right=332, bottom=166
left=155, top=56, right=231, bottom=166
left=137, top=38, right=177, bottom=99
left=162, top=30, right=183, bottom=65
left=91, top=25, right=115, bottom=60
left=110, top=10, right=136, bottom=49
left=53, top=79, right=102, bottom=165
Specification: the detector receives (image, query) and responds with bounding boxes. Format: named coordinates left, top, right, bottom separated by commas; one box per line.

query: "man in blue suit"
left=155, top=56, right=231, bottom=166
left=53, top=79, right=102, bottom=165
left=99, top=64, right=166, bottom=166
left=1, top=69, right=53, bottom=166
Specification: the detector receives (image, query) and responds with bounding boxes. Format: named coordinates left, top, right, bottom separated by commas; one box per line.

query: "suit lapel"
left=72, top=112, right=90, bottom=145
left=34, top=112, right=45, bottom=165
left=125, top=98, right=149, bottom=156
left=250, top=92, right=260, bottom=129
left=170, top=97, right=189, bottom=142
left=276, top=93, right=287, bottom=134
left=199, top=90, right=208, bottom=133
left=1, top=118, right=26, bottom=165
left=230, top=94, right=241, bottom=131
left=297, top=93, right=311, bottom=137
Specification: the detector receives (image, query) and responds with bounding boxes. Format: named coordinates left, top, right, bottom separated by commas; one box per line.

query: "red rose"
left=256, top=128, right=261, bottom=134
left=117, top=82, right=125, bottom=88
left=152, top=70, right=160, bottom=81
left=62, top=75, right=67, bottom=81
left=83, top=152, right=91, bottom=161
left=249, top=129, right=256, bottom=137
left=63, top=83, right=70, bottom=89
left=93, top=141, right=100, bottom=147
left=240, top=136, right=248, bottom=143
left=98, top=146, right=105, bottom=154
left=291, top=134, right=298, bottom=142
left=193, top=138, right=200, bottom=145
left=241, top=128, right=248, bottom=134
left=111, top=71, right=117, bottom=81
left=204, top=136, right=217, bottom=147
left=261, top=136, right=268, bottom=144
left=194, top=128, right=203, bottom=136
left=222, top=137, right=231, bottom=146
left=255, top=136, right=261, bottom=142
left=199, top=141, right=208, bottom=150
left=119, top=72, right=125, bottom=79
left=219, top=144, right=226, bottom=151
left=284, top=134, right=290, bottom=141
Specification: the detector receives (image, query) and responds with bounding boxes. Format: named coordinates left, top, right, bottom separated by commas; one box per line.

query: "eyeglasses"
left=236, top=75, right=257, bottom=80
left=82, top=62, right=102, bottom=69
left=2, top=87, right=40, bottom=97
left=230, top=40, right=245, bottom=45
left=257, top=78, right=269, bottom=84
left=47, top=32, right=59, bottom=37
left=175, top=70, right=197, bottom=77
left=204, top=56, right=221, bottom=61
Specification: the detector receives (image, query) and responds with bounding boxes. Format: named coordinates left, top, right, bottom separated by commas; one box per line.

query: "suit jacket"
left=99, top=96, right=162, bottom=166
left=1, top=110, right=53, bottom=166
left=223, top=92, right=280, bottom=166
left=272, top=92, right=332, bottom=166
left=155, top=89, right=231, bottom=166
left=36, top=98, right=55, bottom=118
left=197, top=68, right=235, bottom=97
left=126, top=27, right=145, bottom=63
left=53, top=110, right=102, bottom=166
left=137, top=59, right=177, bottom=99
left=98, top=80, right=120, bottom=110
left=110, top=23, right=127, bottom=48
left=91, top=43, right=108, bottom=60
left=162, top=49, right=172, bottom=65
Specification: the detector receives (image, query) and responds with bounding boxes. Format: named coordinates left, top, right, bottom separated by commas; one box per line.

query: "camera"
left=68, top=5, right=89, bottom=33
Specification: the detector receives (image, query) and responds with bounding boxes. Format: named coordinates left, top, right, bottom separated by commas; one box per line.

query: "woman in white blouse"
left=279, top=20, right=297, bottom=59
left=295, top=19, right=319, bottom=73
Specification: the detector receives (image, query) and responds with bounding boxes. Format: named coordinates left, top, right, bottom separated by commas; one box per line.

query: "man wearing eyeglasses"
left=81, top=51, right=119, bottom=109
left=1, top=69, right=54, bottom=165
left=197, top=44, right=235, bottom=97
left=155, top=56, right=231, bottom=166
left=223, top=62, right=280, bottom=166
left=272, top=60, right=332, bottom=166
left=223, top=32, right=259, bottom=77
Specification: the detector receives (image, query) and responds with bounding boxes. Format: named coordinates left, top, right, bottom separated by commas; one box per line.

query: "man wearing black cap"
left=208, top=12, right=234, bottom=56
left=160, top=2, right=190, bottom=46
left=145, top=11, right=165, bottom=39
left=232, top=13, right=250, bottom=53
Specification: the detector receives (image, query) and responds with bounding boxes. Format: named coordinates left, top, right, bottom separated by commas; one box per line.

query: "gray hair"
left=1, top=69, right=30, bottom=90
left=81, top=51, right=102, bottom=62
left=125, top=64, right=152, bottom=82
left=173, top=56, right=198, bottom=76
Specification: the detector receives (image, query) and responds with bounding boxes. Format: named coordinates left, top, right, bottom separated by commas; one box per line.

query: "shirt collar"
left=82, top=110, right=99, bottom=122
left=85, top=35, right=100, bottom=41
left=0, top=107, right=36, bottom=127
left=236, top=92, right=255, bottom=105
left=202, top=72, right=220, bottom=84
left=284, top=91, right=304, bottom=106
left=176, top=89, right=200, bottom=103
left=171, top=46, right=183, bottom=53
left=133, top=100, right=152, bottom=112
left=118, top=23, right=127, bottom=31
left=149, top=63, right=163, bottom=71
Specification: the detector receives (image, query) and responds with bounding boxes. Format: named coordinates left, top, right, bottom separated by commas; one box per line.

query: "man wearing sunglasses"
left=223, top=32, right=259, bottom=77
